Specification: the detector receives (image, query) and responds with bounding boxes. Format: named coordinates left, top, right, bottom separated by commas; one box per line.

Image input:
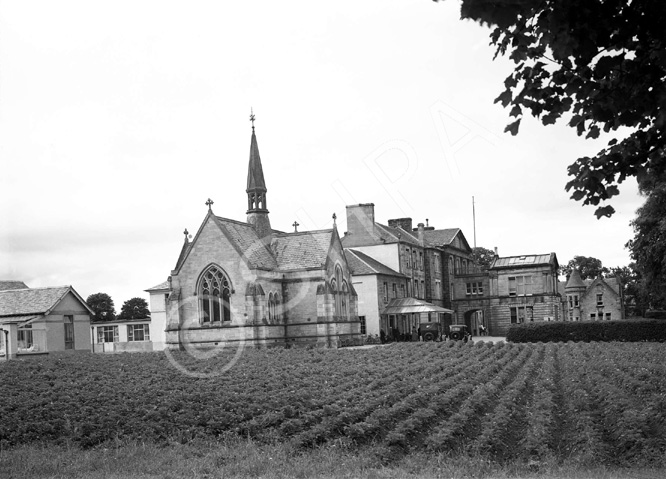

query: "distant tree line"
left=86, top=293, right=150, bottom=322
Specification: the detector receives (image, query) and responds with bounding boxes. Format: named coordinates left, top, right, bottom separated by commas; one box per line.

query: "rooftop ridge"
left=215, top=216, right=252, bottom=227
left=273, top=228, right=333, bottom=237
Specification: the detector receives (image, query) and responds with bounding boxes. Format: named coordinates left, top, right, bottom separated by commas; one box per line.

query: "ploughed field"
left=1, top=341, right=665, bottom=465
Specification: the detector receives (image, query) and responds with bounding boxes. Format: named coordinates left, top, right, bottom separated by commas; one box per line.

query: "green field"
left=1, top=341, right=665, bottom=478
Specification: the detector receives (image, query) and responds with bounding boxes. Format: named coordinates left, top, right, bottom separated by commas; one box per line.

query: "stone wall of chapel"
left=283, top=278, right=320, bottom=323
left=169, top=216, right=256, bottom=329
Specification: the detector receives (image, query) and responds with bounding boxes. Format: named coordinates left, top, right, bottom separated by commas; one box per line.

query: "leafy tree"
left=434, top=0, right=666, bottom=218
left=626, top=180, right=666, bottom=310
left=606, top=264, right=649, bottom=317
left=118, top=297, right=151, bottom=320
left=471, top=246, right=496, bottom=271
left=559, top=255, right=606, bottom=281
left=86, top=293, right=116, bottom=322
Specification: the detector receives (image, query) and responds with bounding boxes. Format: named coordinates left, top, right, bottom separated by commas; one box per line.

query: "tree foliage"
left=606, top=264, right=649, bottom=317
left=435, top=0, right=666, bottom=218
left=118, top=297, right=151, bottom=320
left=626, top=180, right=666, bottom=310
left=86, top=293, right=116, bottom=322
left=559, top=255, right=606, bottom=281
left=471, top=246, right=496, bottom=271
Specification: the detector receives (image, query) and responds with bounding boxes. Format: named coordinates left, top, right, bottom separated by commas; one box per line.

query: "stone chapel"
left=163, top=119, right=360, bottom=349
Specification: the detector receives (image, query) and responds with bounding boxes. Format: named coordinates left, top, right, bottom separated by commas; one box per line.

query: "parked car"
left=419, top=322, right=441, bottom=341
left=449, top=324, right=471, bottom=342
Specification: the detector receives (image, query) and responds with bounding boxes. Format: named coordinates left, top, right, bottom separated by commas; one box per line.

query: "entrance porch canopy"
left=380, top=298, right=454, bottom=315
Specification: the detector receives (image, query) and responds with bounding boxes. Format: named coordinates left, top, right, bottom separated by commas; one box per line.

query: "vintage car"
left=419, top=322, right=441, bottom=341
left=448, top=324, right=472, bottom=342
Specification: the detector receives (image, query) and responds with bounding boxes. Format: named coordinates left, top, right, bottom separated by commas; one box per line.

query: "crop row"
left=1, top=341, right=665, bottom=465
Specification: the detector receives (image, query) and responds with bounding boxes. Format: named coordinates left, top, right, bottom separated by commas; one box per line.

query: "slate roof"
left=565, top=269, right=587, bottom=289
left=216, top=217, right=278, bottom=270
left=558, top=276, right=622, bottom=297
left=374, top=223, right=421, bottom=246
left=423, top=228, right=460, bottom=247
left=0, top=286, right=72, bottom=317
left=0, top=281, right=29, bottom=291
left=344, top=249, right=405, bottom=277
left=271, top=230, right=333, bottom=270
left=145, top=280, right=170, bottom=292
left=584, top=277, right=621, bottom=296
left=597, top=277, right=621, bottom=294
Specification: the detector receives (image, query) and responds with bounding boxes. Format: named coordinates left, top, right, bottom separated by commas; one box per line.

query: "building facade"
left=0, top=283, right=93, bottom=359
left=562, top=269, right=624, bottom=322
left=344, top=248, right=409, bottom=337
left=342, top=203, right=479, bottom=333
left=452, top=253, right=562, bottom=336
left=160, top=123, right=360, bottom=349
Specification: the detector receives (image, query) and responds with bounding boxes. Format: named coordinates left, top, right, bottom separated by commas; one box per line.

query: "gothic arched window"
left=341, top=281, right=349, bottom=319
left=266, top=292, right=281, bottom=324
left=330, top=278, right=338, bottom=316
left=334, top=266, right=344, bottom=317
left=199, top=265, right=231, bottom=324
left=274, top=293, right=281, bottom=322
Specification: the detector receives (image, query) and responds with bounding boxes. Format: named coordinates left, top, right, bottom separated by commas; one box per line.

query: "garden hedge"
left=506, top=319, right=666, bottom=343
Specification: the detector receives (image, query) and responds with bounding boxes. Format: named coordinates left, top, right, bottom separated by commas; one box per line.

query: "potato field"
left=1, top=341, right=665, bottom=466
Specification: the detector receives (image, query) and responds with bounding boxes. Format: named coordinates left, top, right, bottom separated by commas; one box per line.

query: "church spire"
left=245, top=110, right=272, bottom=238
left=246, top=128, right=267, bottom=197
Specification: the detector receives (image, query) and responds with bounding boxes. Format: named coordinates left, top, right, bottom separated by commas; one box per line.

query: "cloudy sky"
left=0, top=0, right=642, bottom=309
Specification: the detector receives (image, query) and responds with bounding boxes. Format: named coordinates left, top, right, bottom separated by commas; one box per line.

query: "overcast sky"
left=0, top=0, right=642, bottom=309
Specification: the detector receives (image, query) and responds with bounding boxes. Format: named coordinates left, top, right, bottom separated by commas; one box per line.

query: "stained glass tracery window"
left=199, top=266, right=231, bottom=323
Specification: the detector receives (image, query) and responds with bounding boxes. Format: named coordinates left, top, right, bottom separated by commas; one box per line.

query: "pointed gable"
left=584, top=276, right=621, bottom=298
left=344, top=249, right=405, bottom=277
left=0, top=286, right=93, bottom=319
left=423, top=228, right=471, bottom=252
left=174, top=237, right=192, bottom=270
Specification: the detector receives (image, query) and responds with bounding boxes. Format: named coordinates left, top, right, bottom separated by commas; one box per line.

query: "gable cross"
left=250, top=108, right=255, bottom=130
left=292, top=221, right=299, bottom=232
left=332, top=212, right=337, bottom=226
left=206, top=198, right=214, bottom=211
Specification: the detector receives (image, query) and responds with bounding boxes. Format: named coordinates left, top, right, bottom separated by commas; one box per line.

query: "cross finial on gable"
left=206, top=198, right=214, bottom=211
left=332, top=212, right=337, bottom=226
left=250, top=108, right=255, bottom=131
left=293, top=221, right=299, bottom=232
left=183, top=228, right=189, bottom=237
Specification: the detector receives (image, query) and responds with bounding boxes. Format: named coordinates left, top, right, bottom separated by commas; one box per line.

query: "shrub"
left=507, top=319, right=666, bottom=343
